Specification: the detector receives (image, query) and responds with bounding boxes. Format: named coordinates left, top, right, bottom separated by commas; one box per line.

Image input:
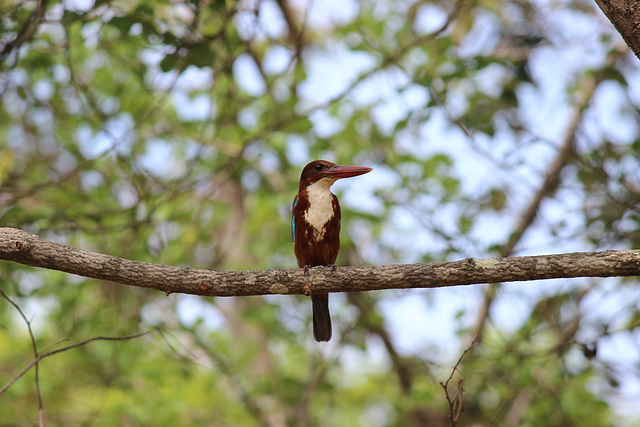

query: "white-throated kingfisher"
left=292, top=160, right=373, bottom=342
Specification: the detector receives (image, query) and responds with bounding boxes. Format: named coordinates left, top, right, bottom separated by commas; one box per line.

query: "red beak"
left=325, top=164, right=373, bottom=179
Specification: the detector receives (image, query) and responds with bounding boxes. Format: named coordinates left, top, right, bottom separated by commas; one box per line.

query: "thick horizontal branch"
left=0, top=227, right=639, bottom=297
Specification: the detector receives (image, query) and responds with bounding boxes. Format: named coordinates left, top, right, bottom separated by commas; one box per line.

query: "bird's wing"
left=291, top=195, right=298, bottom=242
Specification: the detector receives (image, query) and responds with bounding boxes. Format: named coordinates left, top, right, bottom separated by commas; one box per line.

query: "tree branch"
left=595, top=0, right=640, bottom=60
left=1, top=227, right=639, bottom=296
left=0, top=289, right=44, bottom=426
left=0, top=0, right=51, bottom=66
left=0, top=330, right=156, bottom=397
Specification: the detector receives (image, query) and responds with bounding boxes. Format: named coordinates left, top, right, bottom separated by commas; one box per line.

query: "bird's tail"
left=311, top=294, right=332, bottom=342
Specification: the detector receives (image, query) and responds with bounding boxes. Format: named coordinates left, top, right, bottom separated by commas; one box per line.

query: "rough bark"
left=0, top=227, right=639, bottom=297
left=595, top=0, right=640, bottom=60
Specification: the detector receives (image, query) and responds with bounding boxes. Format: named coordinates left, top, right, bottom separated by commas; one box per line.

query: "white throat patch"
left=304, top=178, right=337, bottom=241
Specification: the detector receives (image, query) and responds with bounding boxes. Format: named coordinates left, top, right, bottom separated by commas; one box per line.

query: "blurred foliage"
left=1, top=0, right=640, bottom=425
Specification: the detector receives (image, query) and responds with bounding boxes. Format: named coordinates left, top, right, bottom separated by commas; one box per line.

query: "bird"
left=292, top=160, right=373, bottom=341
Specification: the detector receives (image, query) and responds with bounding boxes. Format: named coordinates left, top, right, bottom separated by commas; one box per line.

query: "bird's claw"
left=330, top=264, right=337, bottom=272
left=303, top=265, right=311, bottom=277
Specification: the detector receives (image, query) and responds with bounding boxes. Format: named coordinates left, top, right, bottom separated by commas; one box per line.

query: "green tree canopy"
left=1, top=0, right=639, bottom=425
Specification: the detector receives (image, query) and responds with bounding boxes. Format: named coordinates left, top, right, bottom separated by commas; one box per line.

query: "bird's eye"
left=314, top=164, right=323, bottom=171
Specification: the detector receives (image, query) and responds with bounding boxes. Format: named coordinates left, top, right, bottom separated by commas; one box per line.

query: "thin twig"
left=0, top=289, right=44, bottom=426
left=489, top=392, right=520, bottom=426
left=0, top=329, right=157, bottom=396
left=440, top=336, right=479, bottom=427
left=0, top=0, right=51, bottom=66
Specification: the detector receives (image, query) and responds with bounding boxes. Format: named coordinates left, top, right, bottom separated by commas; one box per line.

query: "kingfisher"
left=292, top=160, right=373, bottom=342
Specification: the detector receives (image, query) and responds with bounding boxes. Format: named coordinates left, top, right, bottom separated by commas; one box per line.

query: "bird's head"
left=298, top=160, right=373, bottom=192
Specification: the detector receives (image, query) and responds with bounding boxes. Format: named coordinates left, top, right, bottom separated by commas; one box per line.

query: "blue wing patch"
left=291, top=196, right=298, bottom=242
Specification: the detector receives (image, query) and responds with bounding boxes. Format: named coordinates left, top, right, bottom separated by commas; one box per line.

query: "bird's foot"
left=303, top=265, right=311, bottom=277
left=329, top=264, right=337, bottom=272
